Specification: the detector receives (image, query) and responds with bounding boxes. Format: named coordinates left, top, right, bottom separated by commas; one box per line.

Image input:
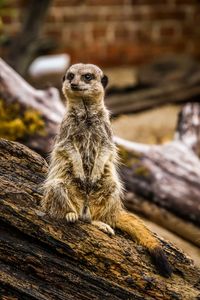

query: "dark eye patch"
left=83, top=73, right=95, bottom=81
left=67, top=72, right=75, bottom=81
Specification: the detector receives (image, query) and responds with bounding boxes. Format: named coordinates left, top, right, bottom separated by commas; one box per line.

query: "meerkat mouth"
left=71, top=87, right=87, bottom=92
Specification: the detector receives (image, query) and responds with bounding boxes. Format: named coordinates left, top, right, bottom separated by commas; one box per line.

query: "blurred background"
left=1, top=0, right=200, bottom=78
left=1, top=0, right=200, bottom=267
left=1, top=0, right=200, bottom=143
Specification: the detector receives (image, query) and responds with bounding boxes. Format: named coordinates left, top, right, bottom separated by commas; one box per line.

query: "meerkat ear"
left=101, top=74, right=108, bottom=88
left=62, top=74, right=66, bottom=82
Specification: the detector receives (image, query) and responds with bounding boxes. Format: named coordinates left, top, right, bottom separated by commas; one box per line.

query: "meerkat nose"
left=71, top=83, right=79, bottom=90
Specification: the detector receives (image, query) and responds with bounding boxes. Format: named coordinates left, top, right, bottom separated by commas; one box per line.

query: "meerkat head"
left=62, top=63, right=108, bottom=103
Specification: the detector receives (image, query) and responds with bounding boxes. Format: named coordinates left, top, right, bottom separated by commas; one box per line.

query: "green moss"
left=134, top=165, right=150, bottom=177
left=0, top=100, right=45, bottom=141
left=118, top=146, right=142, bottom=167
left=118, top=146, right=150, bottom=177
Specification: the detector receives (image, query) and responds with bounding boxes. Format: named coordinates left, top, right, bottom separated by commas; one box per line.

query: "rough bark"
left=115, top=103, right=200, bottom=246
left=0, top=58, right=64, bottom=155
left=0, top=139, right=200, bottom=300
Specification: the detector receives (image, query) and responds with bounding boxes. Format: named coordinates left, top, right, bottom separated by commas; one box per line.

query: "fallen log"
left=115, top=102, right=200, bottom=247
left=106, top=56, right=200, bottom=116
left=137, top=55, right=199, bottom=86
left=106, top=72, right=200, bottom=116
left=0, top=138, right=200, bottom=299
left=0, top=58, right=64, bottom=155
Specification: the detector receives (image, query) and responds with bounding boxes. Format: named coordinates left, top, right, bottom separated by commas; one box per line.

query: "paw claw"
left=92, top=221, right=115, bottom=236
left=66, top=212, right=78, bottom=223
left=104, top=225, right=115, bottom=236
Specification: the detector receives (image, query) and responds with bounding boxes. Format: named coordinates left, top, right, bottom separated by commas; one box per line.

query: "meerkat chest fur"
left=59, top=102, right=113, bottom=178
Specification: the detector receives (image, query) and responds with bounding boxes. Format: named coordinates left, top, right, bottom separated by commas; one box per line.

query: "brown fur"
left=42, top=63, right=172, bottom=277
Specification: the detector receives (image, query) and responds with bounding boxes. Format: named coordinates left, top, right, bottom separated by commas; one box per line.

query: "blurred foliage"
left=0, top=100, right=45, bottom=141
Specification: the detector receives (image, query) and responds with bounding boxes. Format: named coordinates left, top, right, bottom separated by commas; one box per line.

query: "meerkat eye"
left=83, top=73, right=94, bottom=81
left=67, top=72, right=75, bottom=81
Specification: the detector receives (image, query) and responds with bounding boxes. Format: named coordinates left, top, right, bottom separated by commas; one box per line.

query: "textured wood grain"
left=0, top=139, right=200, bottom=299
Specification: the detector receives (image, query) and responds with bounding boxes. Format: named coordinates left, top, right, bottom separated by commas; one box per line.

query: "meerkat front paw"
left=66, top=212, right=79, bottom=223
left=92, top=221, right=115, bottom=236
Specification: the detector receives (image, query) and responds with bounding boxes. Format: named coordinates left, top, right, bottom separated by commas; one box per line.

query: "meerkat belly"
left=77, top=131, right=100, bottom=176
left=69, top=116, right=110, bottom=177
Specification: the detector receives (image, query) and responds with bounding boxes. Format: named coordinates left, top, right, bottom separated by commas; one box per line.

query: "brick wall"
left=1, top=0, right=200, bottom=66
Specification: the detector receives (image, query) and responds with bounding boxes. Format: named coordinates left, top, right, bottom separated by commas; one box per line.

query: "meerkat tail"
left=115, top=211, right=172, bottom=277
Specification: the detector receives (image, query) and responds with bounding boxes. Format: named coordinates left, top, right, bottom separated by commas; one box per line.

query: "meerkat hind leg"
left=92, top=221, right=115, bottom=236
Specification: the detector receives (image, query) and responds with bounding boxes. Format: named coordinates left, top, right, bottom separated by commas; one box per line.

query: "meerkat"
left=42, top=63, right=172, bottom=277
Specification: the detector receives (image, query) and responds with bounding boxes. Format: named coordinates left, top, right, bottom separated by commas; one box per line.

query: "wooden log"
left=106, top=71, right=200, bottom=116
left=125, top=192, right=200, bottom=250
left=0, top=138, right=200, bottom=299
left=0, top=58, right=64, bottom=155
left=115, top=103, right=200, bottom=246
left=118, top=140, right=200, bottom=225
left=137, top=55, right=199, bottom=86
